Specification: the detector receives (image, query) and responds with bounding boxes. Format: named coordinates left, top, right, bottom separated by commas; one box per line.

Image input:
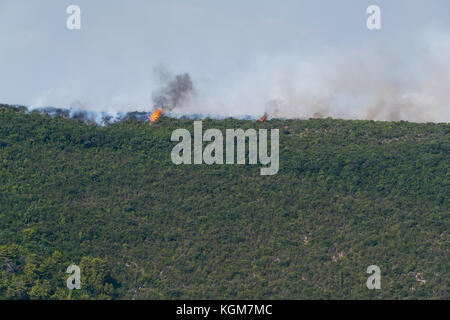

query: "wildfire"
left=259, top=113, right=268, bottom=122
left=149, top=109, right=162, bottom=122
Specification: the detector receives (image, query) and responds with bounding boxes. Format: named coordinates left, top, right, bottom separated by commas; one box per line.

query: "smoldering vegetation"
left=26, top=107, right=150, bottom=126
left=20, top=105, right=251, bottom=125
left=23, top=67, right=200, bottom=125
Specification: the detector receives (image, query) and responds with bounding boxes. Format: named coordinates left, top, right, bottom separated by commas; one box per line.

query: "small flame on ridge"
left=259, top=113, right=268, bottom=122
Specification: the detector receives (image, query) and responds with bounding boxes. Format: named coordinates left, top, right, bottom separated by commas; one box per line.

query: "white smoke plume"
left=182, top=28, right=450, bottom=123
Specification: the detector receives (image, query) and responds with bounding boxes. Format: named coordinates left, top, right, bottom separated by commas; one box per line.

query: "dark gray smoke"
left=152, top=68, right=194, bottom=111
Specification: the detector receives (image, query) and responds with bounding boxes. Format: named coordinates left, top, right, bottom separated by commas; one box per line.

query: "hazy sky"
left=1, top=0, right=449, bottom=121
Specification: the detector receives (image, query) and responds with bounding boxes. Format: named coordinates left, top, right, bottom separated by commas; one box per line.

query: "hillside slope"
left=0, top=105, right=448, bottom=299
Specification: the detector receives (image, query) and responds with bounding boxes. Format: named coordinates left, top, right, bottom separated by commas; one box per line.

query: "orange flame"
left=259, top=113, right=268, bottom=122
left=150, top=109, right=162, bottom=122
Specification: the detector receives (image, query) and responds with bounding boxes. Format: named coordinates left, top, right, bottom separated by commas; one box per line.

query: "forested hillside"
left=0, top=104, right=448, bottom=299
